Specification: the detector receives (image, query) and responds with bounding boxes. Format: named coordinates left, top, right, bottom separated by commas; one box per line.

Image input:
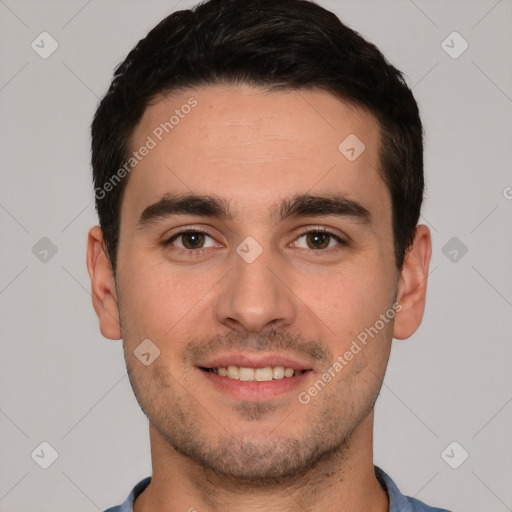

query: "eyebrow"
left=137, top=194, right=232, bottom=228
left=275, top=193, right=372, bottom=224
left=137, top=192, right=372, bottom=228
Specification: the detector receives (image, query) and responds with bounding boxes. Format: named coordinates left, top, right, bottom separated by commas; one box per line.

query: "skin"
left=87, top=85, right=431, bottom=512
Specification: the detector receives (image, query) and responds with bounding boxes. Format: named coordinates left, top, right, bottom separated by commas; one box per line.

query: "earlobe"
left=393, top=225, right=432, bottom=340
left=86, top=226, right=122, bottom=340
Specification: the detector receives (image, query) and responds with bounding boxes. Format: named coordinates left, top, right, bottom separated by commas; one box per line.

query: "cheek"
left=295, top=262, right=394, bottom=338
left=329, top=318, right=393, bottom=401
left=117, top=255, right=220, bottom=342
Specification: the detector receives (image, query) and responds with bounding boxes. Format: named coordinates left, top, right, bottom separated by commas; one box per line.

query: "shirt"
left=104, top=466, right=451, bottom=512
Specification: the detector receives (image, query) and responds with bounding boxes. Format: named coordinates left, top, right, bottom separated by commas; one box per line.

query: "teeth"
left=207, top=365, right=304, bottom=381
left=239, top=367, right=254, bottom=381
left=254, top=367, right=273, bottom=381
left=273, top=366, right=285, bottom=379
left=227, top=366, right=239, bottom=379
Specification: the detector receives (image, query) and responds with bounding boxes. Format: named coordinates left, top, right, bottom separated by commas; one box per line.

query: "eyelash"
left=163, top=227, right=346, bottom=255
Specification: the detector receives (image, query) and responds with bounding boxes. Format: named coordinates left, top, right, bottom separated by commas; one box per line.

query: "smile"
left=202, top=366, right=307, bottom=381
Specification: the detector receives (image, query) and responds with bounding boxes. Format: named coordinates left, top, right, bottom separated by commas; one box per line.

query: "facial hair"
left=124, top=327, right=390, bottom=486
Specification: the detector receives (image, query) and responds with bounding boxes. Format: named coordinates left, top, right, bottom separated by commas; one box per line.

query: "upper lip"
left=197, top=351, right=313, bottom=371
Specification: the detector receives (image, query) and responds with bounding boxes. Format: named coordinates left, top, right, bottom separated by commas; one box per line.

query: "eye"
left=166, top=230, right=217, bottom=251
left=292, top=229, right=344, bottom=250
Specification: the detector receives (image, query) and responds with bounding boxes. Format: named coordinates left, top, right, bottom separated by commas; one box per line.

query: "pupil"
left=183, top=232, right=204, bottom=249
left=307, top=232, right=329, bottom=249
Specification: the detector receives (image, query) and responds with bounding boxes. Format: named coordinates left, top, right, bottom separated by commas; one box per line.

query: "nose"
left=214, top=245, right=297, bottom=334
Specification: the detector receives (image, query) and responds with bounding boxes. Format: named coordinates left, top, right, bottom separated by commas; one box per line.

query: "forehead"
left=123, top=85, right=388, bottom=224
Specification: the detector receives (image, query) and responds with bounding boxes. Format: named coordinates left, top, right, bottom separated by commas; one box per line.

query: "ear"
left=86, top=226, right=122, bottom=340
left=393, top=225, right=432, bottom=340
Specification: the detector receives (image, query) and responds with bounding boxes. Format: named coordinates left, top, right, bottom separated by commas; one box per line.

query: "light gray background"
left=0, top=0, right=511, bottom=511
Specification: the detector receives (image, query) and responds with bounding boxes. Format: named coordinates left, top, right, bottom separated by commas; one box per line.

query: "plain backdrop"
left=0, top=1, right=511, bottom=511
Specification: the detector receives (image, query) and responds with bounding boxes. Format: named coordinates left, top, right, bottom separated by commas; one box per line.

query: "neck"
left=134, top=411, right=388, bottom=512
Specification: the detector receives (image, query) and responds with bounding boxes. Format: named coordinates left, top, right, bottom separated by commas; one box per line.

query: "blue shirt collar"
left=108, top=466, right=450, bottom=512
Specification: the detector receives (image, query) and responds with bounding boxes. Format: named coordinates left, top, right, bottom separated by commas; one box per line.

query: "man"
left=87, top=0, right=449, bottom=510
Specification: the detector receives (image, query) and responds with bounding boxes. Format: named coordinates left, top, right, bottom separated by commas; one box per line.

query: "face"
left=90, top=85, right=426, bottom=483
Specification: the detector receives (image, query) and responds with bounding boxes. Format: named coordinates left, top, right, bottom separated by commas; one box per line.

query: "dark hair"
left=91, top=0, right=423, bottom=271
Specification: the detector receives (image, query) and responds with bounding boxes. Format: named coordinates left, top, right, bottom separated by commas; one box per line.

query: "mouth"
left=201, top=365, right=307, bottom=381
left=196, top=353, right=313, bottom=400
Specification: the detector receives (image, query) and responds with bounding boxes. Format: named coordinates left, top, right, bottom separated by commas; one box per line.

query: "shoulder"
left=102, top=476, right=152, bottom=512
left=375, top=466, right=452, bottom=512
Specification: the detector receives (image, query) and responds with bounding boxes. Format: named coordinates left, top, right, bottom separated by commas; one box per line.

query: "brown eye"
left=181, top=232, right=205, bottom=249
left=305, top=232, right=331, bottom=249
left=168, top=231, right=215, bottom=250
left=293, top=230, right=344, bottom=250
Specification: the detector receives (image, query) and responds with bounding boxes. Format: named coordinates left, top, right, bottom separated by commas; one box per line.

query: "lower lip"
left=199, top=369, right=311, bottom=400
